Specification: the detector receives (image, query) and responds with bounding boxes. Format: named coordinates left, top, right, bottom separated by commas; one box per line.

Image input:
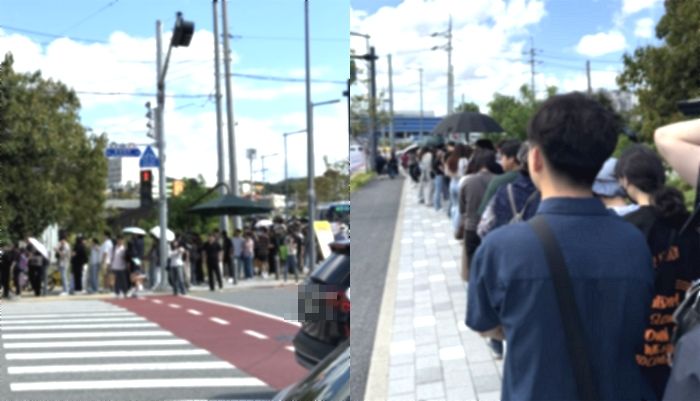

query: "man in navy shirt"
left=466, top=93, right=655, bottom=400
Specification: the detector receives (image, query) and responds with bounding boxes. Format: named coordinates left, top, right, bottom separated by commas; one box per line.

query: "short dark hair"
left=527, top=92, right=620, bottom=187
left=615, top=144, right=665, bottom=193
left=466, top=149, right=496, bottom=174
left=499, top=139, right=522, bottom=160
left=475, top=139, right=495, bottom=151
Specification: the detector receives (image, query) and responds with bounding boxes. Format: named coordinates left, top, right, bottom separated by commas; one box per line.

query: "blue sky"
left=350, top=0, right=664, bottom=117
left=0, top=0, right=349, bottom=185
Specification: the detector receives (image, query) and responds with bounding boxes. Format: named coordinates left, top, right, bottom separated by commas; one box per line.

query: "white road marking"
left=210, top=317, right=229, bottom=325
left=3, top=339, right=188, bottom=349
left=6, top=349, right=209, bottom=360
left=8, top=361, right=235, bottom=374
left=0, top=312, right=133, bottom=319
left=184, top=295, right=301, bottom=327
left=152, top=299, right=163, bottom=304
left=243, top=330, right=268, bottom=340
left=10, top=378, right=266, bottom=391
left=187, top=309, right=202, bottom=316
left=1, top=323, right=158, bottom=331
left=0, top=317, right=145, bottom=325
left=285, top=346, right=295, bottom=352
left=2, top=331, right=171, bottom=340
left=168, top=303, right=182, bottom=309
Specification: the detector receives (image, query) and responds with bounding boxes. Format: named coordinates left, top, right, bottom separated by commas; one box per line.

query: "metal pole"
left=369, top=46, right=377, bottom=172
left=284, top=134, right=289, bottom=217
left=586, top=60, right=592, bottom=95
left=221, top=0, right=240, bottom=232
left=156, top=20, right=169, bottom=290
left=447, top=14, right=453, bottom=115
left=419, top=67, right=424, bottom=138
left=388, top=54, right=395, bottom=154
left=304, top=0, right=315, bottom=272
left=213, top=0, right=226, bottom=232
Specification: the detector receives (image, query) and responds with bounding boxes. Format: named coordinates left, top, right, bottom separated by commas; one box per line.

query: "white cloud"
left=0, top=28, right=347, bottom=186
left=575, top=30, right=626, bottom=57
left=634, top=17, right=654, bottom=39
left=351, top=0, right=546, bottom=115
left=622, top=0, right=662, bottom=16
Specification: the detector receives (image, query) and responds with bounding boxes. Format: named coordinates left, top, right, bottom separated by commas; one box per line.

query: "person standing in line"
left=27, top=245, right=45, bottom=297
left=466, top=93, right=655, bottom=400
left=387, top=151, right=399, bottom=179
left=169, top=239, right=187, bottom=296
left=445, top=144, right=472, bottom=228
left=616, top=145, right=700, bottom=399
left=284, top=227, right=299, bottom=282
left=592, top=158, right=639, bottom=216
left=110, top=236, right=128, bottom=299
left=71, top=236, right=88, bottom=294
left=433, top=148, right=447, bottom=211
left=99, top=231, right=114, bottom=293
left=202, top=232, right=223, bottom=291
left=147, top=234, right=160, bottom=290
left=87, top=238, right=101, bottom=294
left=458, top=149, right=496, bottom=282
left=242, top=231, right=255, bottom=279
left=54, top=235, right=71, bottom=296
left=477, top=139, right=522, bottom=217
left=222, top=230, right=233, bottom=284
left=417, top=147, right=434, bottom=205
left=254, top=228, right=270, bottom=278
left=231, top=229, right=244, bottom=280
left=0, top=243, right=17, bottom=299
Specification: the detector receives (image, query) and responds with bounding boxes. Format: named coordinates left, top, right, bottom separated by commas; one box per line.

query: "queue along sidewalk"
left=367, top=179, right=504, bottom=401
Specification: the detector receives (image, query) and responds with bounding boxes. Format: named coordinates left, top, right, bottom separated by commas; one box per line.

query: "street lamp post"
left=259, top=153, right=279, bottom=185
left=154, top=12, right=194, bottom=291
left=283, top=129, right=306, bottom=217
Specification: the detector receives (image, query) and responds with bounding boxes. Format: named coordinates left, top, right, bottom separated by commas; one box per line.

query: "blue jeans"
left=242, top=256, right=254, bottom=279
left=58, top=263, right=69, bottom=293
left=170, top=265, right=186, bottom=295
left=284, top=255, right=298, bottom=281
left=88, top=263, right=100, bottom=293
left=449, top=178, right=461, bottom=231
left=433, top=175, right=444, bottom=210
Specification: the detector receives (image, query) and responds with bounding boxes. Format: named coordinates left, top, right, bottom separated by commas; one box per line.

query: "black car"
left=273, top=341, right=349, bottom=401
left=293, top=240, right=350, bottom=369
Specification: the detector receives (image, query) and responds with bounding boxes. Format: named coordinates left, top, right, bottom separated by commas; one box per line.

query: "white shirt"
left=111, top=244, right=126, bottom=271
left=100, top=239, right=113, bottom=265
left=169, top=247, right=185, bottom=267
left=56, top=241, right=71, bottom=266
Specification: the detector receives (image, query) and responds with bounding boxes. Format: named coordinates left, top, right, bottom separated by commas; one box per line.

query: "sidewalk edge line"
left=364, top=177, right=407, bottom=401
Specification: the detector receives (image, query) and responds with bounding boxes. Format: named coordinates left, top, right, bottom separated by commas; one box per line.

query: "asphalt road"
left=0, top=285, right=305, bottom=401
left=350, top=176, right=404, bottom=401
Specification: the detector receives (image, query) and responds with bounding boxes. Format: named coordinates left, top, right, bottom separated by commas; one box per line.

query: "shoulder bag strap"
left=507, top=184, right=518, bottom=217
left=528, top=216, right=600, bottom=401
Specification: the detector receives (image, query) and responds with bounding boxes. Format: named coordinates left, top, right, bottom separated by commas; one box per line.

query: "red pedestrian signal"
left=140, top=169, right=153, bottom=208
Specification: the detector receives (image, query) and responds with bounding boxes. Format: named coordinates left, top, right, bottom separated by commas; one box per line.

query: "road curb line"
left=364, top=177, right=407, bottom=400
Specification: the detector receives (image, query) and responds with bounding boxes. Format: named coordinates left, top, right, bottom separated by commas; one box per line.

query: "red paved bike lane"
left=107, top=295, right=307, bottom=390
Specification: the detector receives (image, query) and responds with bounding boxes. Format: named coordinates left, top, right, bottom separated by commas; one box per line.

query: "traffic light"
left=171, top=12, right=194, bottom=47
left=140, top=169, right=153, bottom=208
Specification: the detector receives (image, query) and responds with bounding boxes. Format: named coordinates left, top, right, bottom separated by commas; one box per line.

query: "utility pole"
left=212, top=0, right=226, bottom=232
left=388, top=54, right=395, bottom=154
left=419, top=67, right=424, bottom=139
left=447, top=14, right=453, bottom=115
left=368, top=46, right=378, bottom=172
left=221, top=0, right=240, bottom=230
left=586, top=60, right=592, bottom=95
left=246, top=148, right=256, bottom=193
left=526, top=37, right=541, bottom=99
left=155, top=20, right=168, bottom=289
left=304, top=0, right=315, bottom=272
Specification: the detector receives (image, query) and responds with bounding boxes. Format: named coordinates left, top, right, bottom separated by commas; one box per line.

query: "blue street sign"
left=105, top=146, right=141, bottom=157
left=139, top=146, right=160, bottom=168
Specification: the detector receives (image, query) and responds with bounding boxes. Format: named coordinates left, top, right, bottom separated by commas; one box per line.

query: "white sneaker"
left=262, top=272, right=269, bottom=278
left=59, top=292, right=68, bottom=296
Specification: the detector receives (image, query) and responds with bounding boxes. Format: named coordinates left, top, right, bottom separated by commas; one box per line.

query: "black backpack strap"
left=528, top=216, right=600, bottom=401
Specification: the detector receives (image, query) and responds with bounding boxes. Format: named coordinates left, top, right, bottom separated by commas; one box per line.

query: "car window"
left=287, top=343, right=349, bottom=401
left=311, top=252, right=349, bottom=287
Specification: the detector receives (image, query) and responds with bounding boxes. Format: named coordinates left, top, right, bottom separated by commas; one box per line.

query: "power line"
left=0, top=24, right=107, bottom=44
left=231, top=72, right=346, bottom=84
left=229, top=34, right=345, bottom=42
left=58, top=0, right=120, bottom=35
left=74, top=90, right=210, bottom=98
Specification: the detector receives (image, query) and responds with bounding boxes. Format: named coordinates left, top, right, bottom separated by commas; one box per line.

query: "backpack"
left=506, top=184, right=539, bottom=224
left=672, top=279, right=700, bottom=346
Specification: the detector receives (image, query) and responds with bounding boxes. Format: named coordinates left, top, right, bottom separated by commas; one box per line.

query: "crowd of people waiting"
left=0, top=216, right=309, bottom=299
left=404, top=93, right=700, bottom=400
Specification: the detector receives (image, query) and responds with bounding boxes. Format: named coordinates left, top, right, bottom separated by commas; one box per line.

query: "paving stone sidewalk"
left=386, top=183, right=504, bottom=401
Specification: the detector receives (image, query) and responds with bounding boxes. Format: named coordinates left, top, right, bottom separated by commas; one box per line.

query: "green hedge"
left=350, top=172, right=376, bottom=193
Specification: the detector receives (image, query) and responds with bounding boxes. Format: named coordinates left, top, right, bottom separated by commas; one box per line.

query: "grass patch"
left=350, top=171, right=376, bottom=193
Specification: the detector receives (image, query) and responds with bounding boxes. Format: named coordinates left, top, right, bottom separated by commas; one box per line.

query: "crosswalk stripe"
left=169, top=303, right=181, bottom=309
left=187, top=309, right=202, bottom=316
left=10, top=378, right=267, bottom=391
left=243, top=330, right=268, bottom=340
left=210, top=317, right=229, bottom=325
left=1, top=312, right=133, bottom=319
left=3, top=339, right=189, bottom=349
left=8, top=361, right=235, bottom=374
left=5, top=349, right=210, bottom=360
left=1, top=323, right=158, bottom=331
left=1, top=317, right=146, bottom=325
left=2, top=331, right=172, bottom=340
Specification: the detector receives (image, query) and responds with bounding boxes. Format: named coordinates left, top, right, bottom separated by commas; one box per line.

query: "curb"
left=363, top=175, right=407, bottom=400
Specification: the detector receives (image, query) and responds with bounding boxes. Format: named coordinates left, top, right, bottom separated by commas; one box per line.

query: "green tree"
left=617, top=0, right=700, bottom=141
left=166, top=176, right=220, bottom=235
left=0, top=53, right=108, bottom=240
left=455, top=101, right=480, bottom=113
left=487, top=84, right=557, bottom=140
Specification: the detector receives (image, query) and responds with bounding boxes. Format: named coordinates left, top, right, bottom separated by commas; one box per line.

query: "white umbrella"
left=255, top=219, right=273, bottom=228
left=122, top=227, right=146, bottom=235
left=149, top=226, right=175, bottom=242
left=27, top=237, right=48, bottom=259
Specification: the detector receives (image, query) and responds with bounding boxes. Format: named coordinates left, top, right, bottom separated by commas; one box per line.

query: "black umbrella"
left=431, top=111, right=504, bottom=136
left=188, top=193, right=274, bottom=216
